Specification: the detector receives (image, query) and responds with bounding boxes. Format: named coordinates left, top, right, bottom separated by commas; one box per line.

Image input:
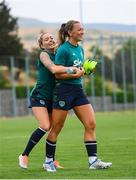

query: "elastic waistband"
left=56, top=82, right=83, bottom=88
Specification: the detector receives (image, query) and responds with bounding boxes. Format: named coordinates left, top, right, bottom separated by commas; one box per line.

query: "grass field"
left=0, top=111, right=136, bottom=179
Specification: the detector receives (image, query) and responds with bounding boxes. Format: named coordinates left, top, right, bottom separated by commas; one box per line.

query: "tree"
left=114, top=38, right=136, bottom=84
left=88, top=45, right=112, bottom=80
left=30, top=47, right=39, bottom=61
left=0, top=0, right=23, bottom=56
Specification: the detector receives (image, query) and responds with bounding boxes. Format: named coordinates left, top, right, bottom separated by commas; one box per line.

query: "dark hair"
left=58, top=20, right=80, bottom=45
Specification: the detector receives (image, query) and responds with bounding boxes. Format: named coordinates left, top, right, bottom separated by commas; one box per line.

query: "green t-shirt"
left=55, top=41, right=84, bottom=85
left=30, top=49, right=55, bottom=100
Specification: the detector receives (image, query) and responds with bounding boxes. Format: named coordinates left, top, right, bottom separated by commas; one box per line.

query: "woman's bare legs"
left=73, top=104, right=112, bottom=169
left=19, top=107, right=50, bottom=169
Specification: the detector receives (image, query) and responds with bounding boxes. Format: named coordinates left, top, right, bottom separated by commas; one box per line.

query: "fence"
left=0, top=35, right=136, bottom=117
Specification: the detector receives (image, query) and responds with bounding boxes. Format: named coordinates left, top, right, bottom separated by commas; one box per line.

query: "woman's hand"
left=55, top=67, right=84, bottom=79
left=74, top=67, right=85, bottom=78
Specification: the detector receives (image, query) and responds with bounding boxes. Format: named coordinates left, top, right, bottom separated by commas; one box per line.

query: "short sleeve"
left=55, top=48, right=69, bottom=66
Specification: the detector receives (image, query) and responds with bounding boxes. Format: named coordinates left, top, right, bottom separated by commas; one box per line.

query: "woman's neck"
left=68, top=39, right=78, bottom=46
left=42, top=48, right=55, bottom=54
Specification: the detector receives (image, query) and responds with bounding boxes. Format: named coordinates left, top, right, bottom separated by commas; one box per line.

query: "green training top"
left=30, top=49, right=55, bottom=101
left=55, top=41, right=84, bottom=85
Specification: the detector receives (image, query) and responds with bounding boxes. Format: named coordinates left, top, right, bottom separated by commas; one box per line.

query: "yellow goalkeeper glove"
left=83, top=59, right=98, bottom=75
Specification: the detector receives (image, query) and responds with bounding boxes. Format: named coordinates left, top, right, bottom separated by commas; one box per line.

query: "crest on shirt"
left=72, top=53, right=76, bottom=56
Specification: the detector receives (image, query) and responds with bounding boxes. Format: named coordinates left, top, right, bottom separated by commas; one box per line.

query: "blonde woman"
left=18, top=32, right=83, bottom=170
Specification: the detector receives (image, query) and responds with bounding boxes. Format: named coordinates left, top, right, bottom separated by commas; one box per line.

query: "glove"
left=83, top=59, right=98, bottom=75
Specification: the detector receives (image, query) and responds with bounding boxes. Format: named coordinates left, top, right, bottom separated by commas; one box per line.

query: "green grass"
left=0, top=111, right=136, bottom=179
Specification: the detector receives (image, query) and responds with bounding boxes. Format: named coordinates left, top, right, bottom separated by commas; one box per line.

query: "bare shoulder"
left=40, top=51, right=50, bottom=60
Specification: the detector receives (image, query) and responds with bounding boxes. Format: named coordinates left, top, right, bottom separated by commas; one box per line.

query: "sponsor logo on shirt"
left=73, top=59, right=83, bottom=67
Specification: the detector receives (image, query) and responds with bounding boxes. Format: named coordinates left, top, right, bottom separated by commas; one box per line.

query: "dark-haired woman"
left=44, top=21, right=112, bottom=171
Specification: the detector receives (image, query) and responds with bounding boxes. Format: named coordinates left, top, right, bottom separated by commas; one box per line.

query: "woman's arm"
left=40, top=52, right=76, bottom=74
left=55, top=68, right=84, bottom=79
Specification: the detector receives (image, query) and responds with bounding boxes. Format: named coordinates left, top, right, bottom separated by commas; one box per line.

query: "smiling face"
left=68, top=22, right=84, bottom=43
left=38, top=33, right=57, bottom=50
